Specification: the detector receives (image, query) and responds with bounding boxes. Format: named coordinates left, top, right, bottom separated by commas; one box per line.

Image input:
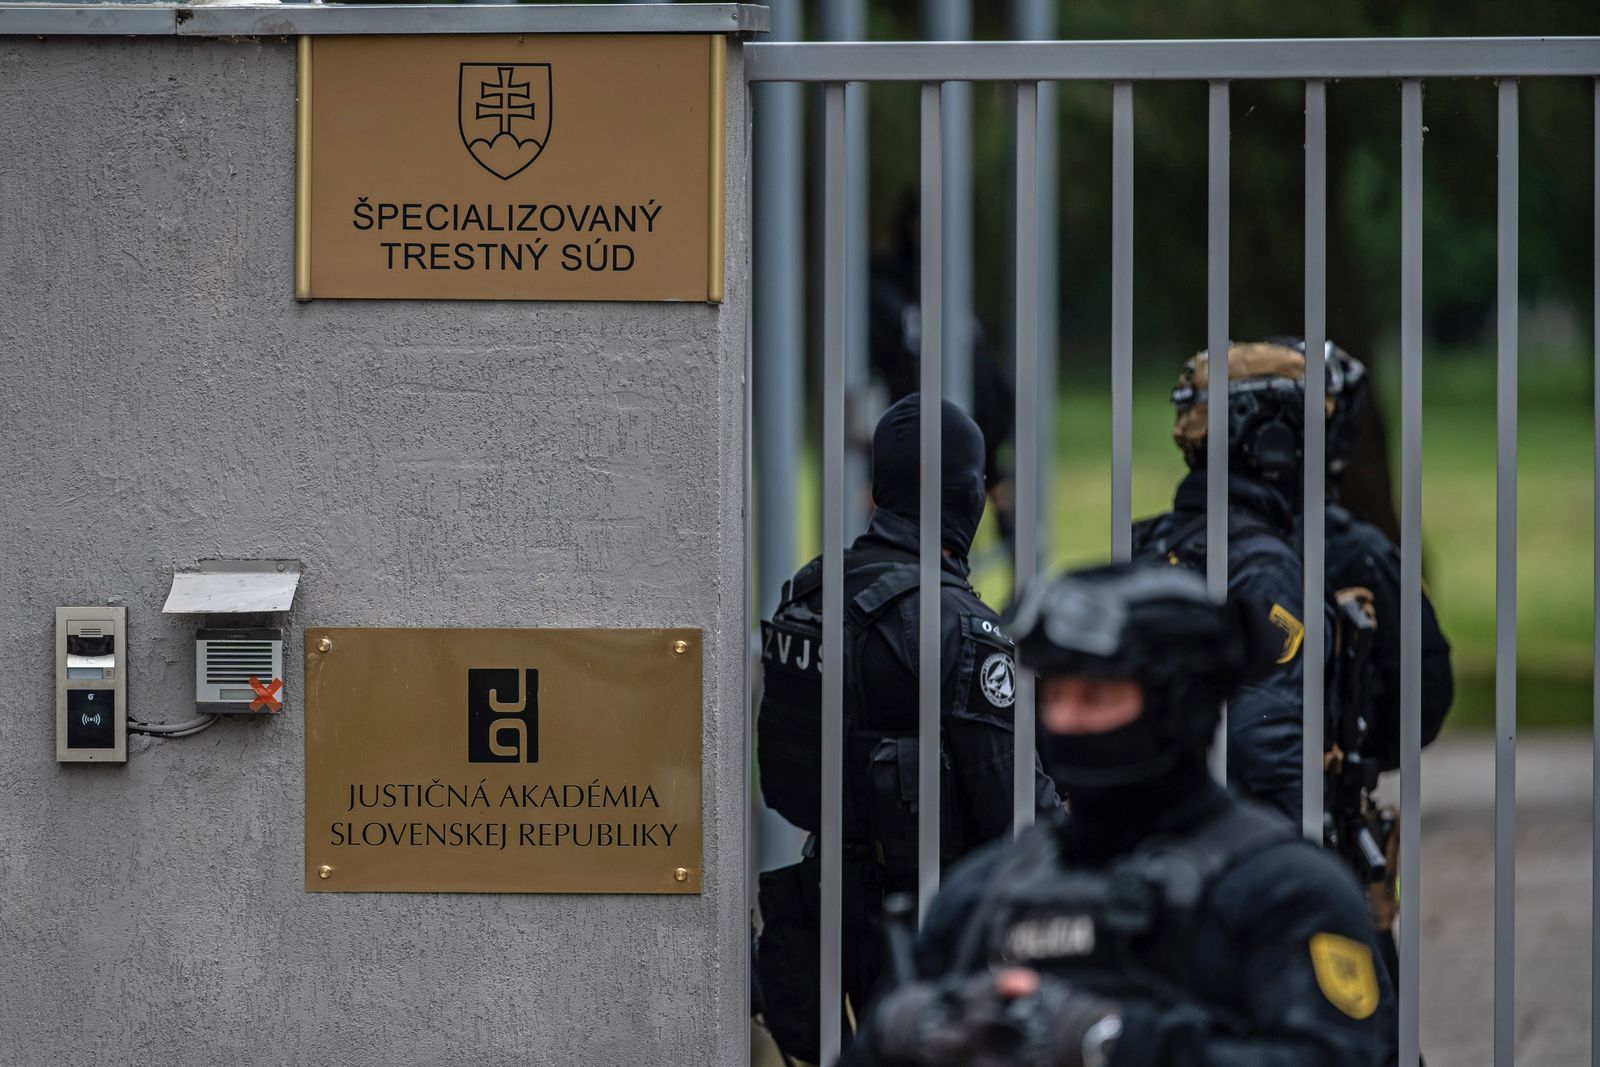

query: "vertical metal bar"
left=1494, top=76, right=1519, bottom=1067
left=918, top=81, right=945, bottom=924
left=1592, top=75, right=1599, bottom=1067
left=926, top=0, right=974, bottom=411
left=819, top=81, right=847, bottom=1067
left=1302, top=80, right=1327, bottom=843
left=1037, top=91, right=1058, bottom=568
left=741, top=76, right=757, bottom=1044
left=1399, top=77, right=1424, bottom=1067
left=820, top=0, right=873, bottom=539
left=748, top=10, right=800, bottom=617
left=1014, top=0, right=1058, bottom=564
left=1111, top=82, right=1134, bottom=561
left=751, top=0, right=807, bottom=872
left=1013, top=81, right=1040, bottom=834
left=1207, top=80, right=1230, bottom=781
left=751, top=8, right=803, bottom=623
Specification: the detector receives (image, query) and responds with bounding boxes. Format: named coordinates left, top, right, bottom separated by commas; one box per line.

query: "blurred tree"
left=855, top=0, right=1598, bottom=535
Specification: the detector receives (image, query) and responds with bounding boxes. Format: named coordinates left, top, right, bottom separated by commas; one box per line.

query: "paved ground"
left=753, top=734, right=1596, bottom=1066
left=1397, top=734, right=1594, bottom=1066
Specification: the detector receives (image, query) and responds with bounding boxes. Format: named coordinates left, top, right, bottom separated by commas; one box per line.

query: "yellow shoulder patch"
left=1269, top=603, right=1304, bottom=664
left=1309, top=932, right=1379, bottom=1020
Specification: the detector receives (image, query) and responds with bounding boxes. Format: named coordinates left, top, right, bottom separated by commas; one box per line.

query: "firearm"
left=874, top=878, right=1136, bottom=1067
left=1323, top=587, right=1393, bottom=891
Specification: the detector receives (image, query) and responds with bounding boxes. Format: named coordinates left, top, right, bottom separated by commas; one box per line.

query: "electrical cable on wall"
left=128, top=714, right=219, bottom=738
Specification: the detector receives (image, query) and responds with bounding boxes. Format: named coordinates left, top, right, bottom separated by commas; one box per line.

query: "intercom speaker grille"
left=204, top=641, right=277, bottom=685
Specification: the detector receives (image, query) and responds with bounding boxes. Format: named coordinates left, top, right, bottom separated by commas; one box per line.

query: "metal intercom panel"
left=56, top=606, right=127, bottom=763
left=196, top=628, right=285, bottom=714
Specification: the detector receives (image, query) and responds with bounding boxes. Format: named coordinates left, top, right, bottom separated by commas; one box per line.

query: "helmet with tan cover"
left=1171, top=340, right=1339, bottom=495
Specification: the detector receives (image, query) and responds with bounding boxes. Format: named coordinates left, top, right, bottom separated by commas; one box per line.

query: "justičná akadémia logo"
left=467, top=668, right=539, bottom=763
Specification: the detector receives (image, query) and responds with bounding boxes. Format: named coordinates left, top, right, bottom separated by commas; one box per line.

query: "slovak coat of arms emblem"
left=458, top=63, right=552, bottom=180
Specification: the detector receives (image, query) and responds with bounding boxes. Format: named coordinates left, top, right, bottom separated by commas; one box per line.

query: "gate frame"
left=745, top=35, right=1600, bottom=1067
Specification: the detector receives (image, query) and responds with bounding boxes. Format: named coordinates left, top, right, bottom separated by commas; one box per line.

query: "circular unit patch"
left=979, top=652, right=1016, bottom=708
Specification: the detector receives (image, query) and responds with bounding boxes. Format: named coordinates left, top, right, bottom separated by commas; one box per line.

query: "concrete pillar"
left=0, top=9, right=753, bottom=1065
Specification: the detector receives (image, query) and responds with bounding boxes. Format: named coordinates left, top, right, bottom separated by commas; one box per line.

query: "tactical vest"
left=1131, top=507, right=1341, bottom=731
left=1134, top=507, right=1390, bottom=892
left=953, top=801, right=1293, bottom=1019
left=756, top=554, right=972, bottom=884
left=1131, top=510, right=1281, bottom=573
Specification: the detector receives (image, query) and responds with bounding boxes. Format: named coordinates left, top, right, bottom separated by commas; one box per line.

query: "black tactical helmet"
left=1007, top=563, right=1273, bottom=789
left=1171, top=341, right=1337, bottom=494
left=1174, top=338, right=1367, bottom=491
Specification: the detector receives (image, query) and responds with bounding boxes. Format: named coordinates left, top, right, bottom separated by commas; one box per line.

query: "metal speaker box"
left=195, top=627, right=285, bottom=714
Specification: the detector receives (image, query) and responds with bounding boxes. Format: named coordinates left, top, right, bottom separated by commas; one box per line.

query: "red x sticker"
left=248, top=675, right=283, bottom=712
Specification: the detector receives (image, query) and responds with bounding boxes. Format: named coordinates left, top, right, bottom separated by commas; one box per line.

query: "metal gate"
left=745, top=36, right=1600, bottom=1067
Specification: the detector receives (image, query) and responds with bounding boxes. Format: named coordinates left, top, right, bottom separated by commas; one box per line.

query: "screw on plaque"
left=317, top=865, right=334, bottom=880
left=674, top=867, right=690, bottom=882
left=673, top=640, right=689, bottom=655
left=317, top=637, right=333, bottom=653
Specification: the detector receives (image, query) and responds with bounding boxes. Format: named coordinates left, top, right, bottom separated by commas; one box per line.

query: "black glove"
left=871, top=970, right=1119, bottom=1067
left=872, top=972, right=1021, bottom=1067
left=1005, top=974, right=1120, bottom=1067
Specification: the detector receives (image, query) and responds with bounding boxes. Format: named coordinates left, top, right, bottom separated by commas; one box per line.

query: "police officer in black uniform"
left=1132, top=342, right=1320, bottom=819
left=1132, top=340, right=1453, bottom=1005
left=1133, top=341, right=1454, bottom=819
left=754, top=393, right=1061, bottom=1064
left=846, top=563, right=1395, bottom=1067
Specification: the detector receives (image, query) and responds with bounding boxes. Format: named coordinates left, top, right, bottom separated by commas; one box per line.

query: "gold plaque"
left=304, top=628, right=702, bottom=893
left=297, top=34, right=726, bottom=302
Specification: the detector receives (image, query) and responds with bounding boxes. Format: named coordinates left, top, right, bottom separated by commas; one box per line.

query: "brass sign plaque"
left=304, top=628, right=702, bottom=893
left=296, top=34, right=726, bottom=302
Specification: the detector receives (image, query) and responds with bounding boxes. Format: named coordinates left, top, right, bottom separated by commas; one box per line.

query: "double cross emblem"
left=458, top=62, right=553, bottom=180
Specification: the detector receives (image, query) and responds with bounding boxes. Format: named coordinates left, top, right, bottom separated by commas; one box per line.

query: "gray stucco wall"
left=0, top=35, right=748, bottom=1066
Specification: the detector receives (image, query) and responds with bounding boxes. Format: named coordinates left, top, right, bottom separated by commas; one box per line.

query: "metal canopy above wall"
left=0, top=2, right=769, bottom=37
left=163, top=561, right=302, bottom=615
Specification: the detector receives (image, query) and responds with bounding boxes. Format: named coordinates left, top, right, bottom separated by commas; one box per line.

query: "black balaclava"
left=1035, top=676, right=1220, bottom=830
left=1008, top=564, right=1272, bottom=830
left=870, top=393, right=988, bottom=560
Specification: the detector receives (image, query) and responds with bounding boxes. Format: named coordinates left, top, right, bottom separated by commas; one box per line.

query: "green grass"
left=785, top=348, right=1595, bottom=732
left=1379, top=349, right=1594, bottom=730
